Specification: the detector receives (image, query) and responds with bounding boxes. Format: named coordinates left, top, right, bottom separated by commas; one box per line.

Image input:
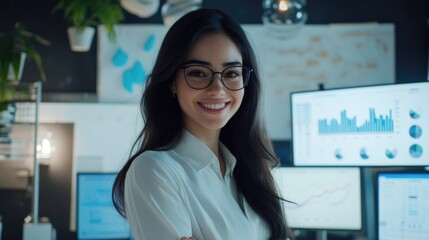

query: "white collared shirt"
left=125, top=130, right=270, bottom=240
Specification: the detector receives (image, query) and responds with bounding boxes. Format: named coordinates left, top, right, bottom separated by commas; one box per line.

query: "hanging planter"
left=67, top=26, right=96, bottom=52
left=53, top=0, right=124, bottom=52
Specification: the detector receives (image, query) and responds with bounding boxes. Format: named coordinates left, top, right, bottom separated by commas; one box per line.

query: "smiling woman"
left=112, top=8, right=295, bottom=240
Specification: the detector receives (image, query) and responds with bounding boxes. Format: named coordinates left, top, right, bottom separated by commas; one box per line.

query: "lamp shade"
left=161, top=0, right=202, bottom=27
left=120, top=0, right=160, bottom=18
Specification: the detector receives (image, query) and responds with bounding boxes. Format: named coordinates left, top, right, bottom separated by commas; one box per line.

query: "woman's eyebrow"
left=223, top=61, right=242, bottom=67
left=183, top=59, right=210, bottom=66
left=183, top=59, right=243, bottom=67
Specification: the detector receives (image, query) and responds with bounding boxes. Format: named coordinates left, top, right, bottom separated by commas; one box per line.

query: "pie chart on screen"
left=385, top=148, right=397, bottom=159
left=409, top=109, right=420, bottom=119
left=360, top=148, right=369, bottom=160
left=409, top=144, right=423, bottom=159
left=409, top=125, right=422, bottom=139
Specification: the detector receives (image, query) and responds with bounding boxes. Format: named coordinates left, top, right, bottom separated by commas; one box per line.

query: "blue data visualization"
left=291, top=82, right=429, bottom=166
left=318, top=108, right=394, bottom=134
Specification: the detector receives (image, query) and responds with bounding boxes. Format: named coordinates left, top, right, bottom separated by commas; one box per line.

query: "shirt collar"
left=219, top=142, right=237, bottom=176
left=174, top=130, right=237, bottom=175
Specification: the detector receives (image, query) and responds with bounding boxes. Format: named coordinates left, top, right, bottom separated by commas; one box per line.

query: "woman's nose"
left=207, top=73, right=226, bottom=94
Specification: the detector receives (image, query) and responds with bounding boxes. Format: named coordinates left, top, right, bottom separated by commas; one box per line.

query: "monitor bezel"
left=76, top=172, right=131, bottom=240
left=290, top=81, right=429, bottom=167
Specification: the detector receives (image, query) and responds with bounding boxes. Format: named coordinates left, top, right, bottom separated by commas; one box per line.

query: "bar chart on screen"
left=318, top=108, right=394, bottom=134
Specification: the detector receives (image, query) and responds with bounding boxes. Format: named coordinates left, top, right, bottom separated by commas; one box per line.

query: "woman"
left=112, top=8, right=294, bottom=240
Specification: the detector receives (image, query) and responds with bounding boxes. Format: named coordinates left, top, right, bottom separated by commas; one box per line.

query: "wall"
left=0, top=0, right=428, bottom=95
left=38, top=103, right=142, bottom=173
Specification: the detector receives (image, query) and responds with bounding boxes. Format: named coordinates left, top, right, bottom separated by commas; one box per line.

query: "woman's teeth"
left=202, top=103, right=225, bottom=110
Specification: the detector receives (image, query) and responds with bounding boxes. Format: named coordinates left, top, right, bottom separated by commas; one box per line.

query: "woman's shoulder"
left=125, top=150, right=187, bottom=198
left=128, top=150, right=184, bottom=179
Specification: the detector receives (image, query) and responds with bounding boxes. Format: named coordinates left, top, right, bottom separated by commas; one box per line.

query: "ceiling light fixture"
left=262, top=0, right=308, bottom=39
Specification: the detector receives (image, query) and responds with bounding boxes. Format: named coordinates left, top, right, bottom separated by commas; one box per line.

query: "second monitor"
left=272, top=167, right=362, bottom=230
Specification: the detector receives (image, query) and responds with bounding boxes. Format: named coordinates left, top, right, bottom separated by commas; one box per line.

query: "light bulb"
left=279, top=0, right=288, bottom=11
left=41, top=138, right=52, bottom=154
left=262, top=0, right=308, bottom=39
left=37, top=132, right=56, bottom=159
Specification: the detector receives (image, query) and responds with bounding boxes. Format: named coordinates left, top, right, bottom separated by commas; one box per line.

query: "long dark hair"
left=112, top=8, right=294, bottom=240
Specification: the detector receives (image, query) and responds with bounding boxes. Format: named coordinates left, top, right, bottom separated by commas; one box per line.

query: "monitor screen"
left=77, top=173, right=131, bottom=240
left=377, top=172, right=429, bottom=240
left=291, top=82, right=429, bottom=166
left=272, top=167, right=362, bottom=230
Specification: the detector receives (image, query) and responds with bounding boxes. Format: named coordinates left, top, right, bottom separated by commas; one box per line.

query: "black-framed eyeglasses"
left=180, top=64, right=253, bottom=91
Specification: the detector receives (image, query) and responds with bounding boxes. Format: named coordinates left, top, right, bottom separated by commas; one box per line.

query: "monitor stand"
left=316, top=230, right=328, bottom=240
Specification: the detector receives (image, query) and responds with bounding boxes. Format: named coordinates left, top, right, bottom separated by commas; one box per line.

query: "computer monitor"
left=77, top=173, right=131, bottom=240
left=291, top=82, right=429, bottom=166
left=272, top=167, right=362, bottom=230
left=377, top=171, right=429, bottom=240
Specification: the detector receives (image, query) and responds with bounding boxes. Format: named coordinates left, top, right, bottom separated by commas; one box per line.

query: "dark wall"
left=1, top=0, right=428, bottom=95
left=38, top=123, right=74, bottom=240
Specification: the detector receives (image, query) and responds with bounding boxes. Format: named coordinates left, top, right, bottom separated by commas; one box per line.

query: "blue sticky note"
left=144, top=34, right=155, bottom=52
left=112, top=48, right=128, bottom=67
left=122, top=69, right=134, bottom=93
left=132, top=61, right=146, bottom=84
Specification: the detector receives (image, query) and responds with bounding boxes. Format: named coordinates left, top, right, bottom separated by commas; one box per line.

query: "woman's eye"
left=224, top=71, right=240, bottom=78
left=188, top=71, right=206, bottom=77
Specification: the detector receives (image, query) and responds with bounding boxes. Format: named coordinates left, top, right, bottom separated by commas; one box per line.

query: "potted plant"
left=0, top=22, right=50, bottom=140
left=53, top=0, right=124, bottom=52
